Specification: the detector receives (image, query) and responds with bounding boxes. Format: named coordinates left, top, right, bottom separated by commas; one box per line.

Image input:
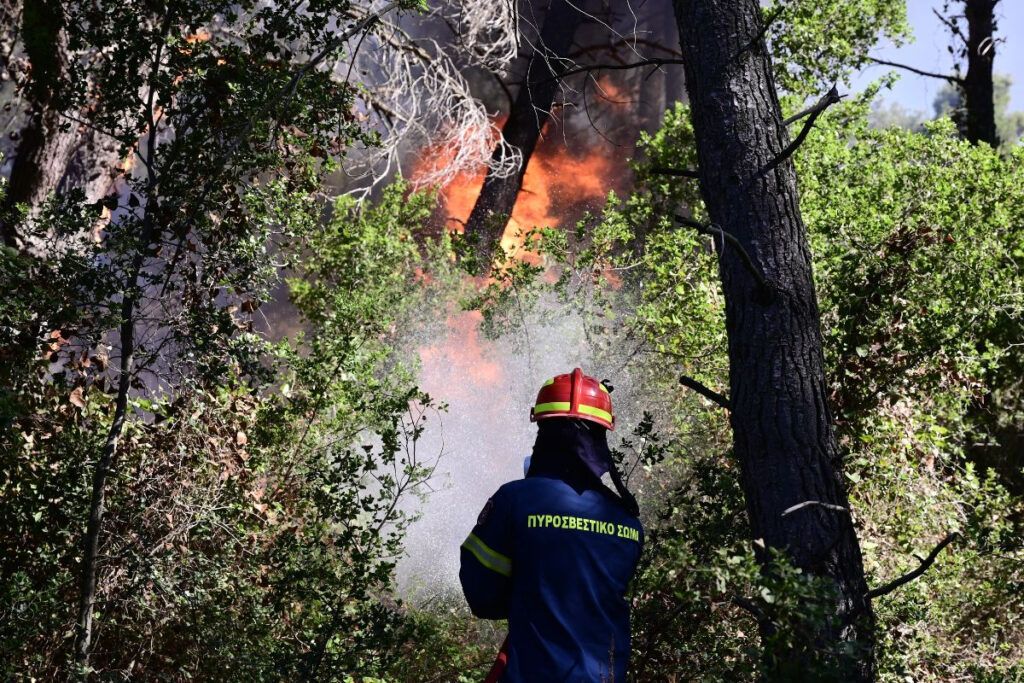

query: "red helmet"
left=530, top=368, right=614, bottom=430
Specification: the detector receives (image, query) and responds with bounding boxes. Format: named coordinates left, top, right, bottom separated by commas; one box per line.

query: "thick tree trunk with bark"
left=672, top=0, right=875, bottom=678
left=465, top=0, right=583, bottom=266
left=1, top=0, right=120, bottom=249
left=1, top=0, right=73, bottom=248
left=962, top=0, right=998, bottom=146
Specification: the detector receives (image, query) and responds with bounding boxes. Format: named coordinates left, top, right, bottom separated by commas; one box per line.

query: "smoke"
left=395, top=302, right=640, bottom=599
left=240, top=0, right=685, bottom=599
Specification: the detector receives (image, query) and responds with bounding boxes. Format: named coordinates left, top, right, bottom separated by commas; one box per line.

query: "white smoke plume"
left=396, top=303, right=640, bottom=599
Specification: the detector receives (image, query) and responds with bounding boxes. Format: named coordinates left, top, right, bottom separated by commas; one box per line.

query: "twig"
left=674, top=214, right=772, bottom=298
left=581, top=73, right=624, bottom=147
left=781, top=500, right=849, bottom=517
left=271, top=0, right=403, bottom=140
left=866, top=57, right=963, bottom=85
left=566, top=37, right=683, bottom=62
left=865, top=532, right=959, bottom=600
left=55, top=112, right=127, bottom=145
left=679, top=375, right=730, bottom=410
left=782, top=86, right=843, bottom=125
left=932, top=7, right=967, bottom=46
left=542, top=57, right=685, bottom=83
left=763, top=85, right=841, bottom=175
left=731, top=595, right=763, bottom=619
left=649, top=166, right=699, bottom=179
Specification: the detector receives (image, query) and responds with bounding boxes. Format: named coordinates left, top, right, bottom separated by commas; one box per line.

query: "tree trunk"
left=0, top=0, right=74, bottom=248
left=465, top=0, right=583, bottom=266
left=962, top=0, right=998, bottom=146
left=73, top=139, right=158, bottom=677
left=74, top=297, right=137, bottom=670
left=671, top=0, right=875, bottom=678
left=1, top=0, right=121, bottom=250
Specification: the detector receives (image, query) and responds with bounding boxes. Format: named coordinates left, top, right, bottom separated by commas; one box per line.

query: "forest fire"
left=410, top=114, right=628, bottom=415
left=9, top=0, right=1020, bottom=678
left=410, top=108, right=632, bottom=415
left=413, top=119, right=619, bottom=260
left=407, top=117, right=632, bottom=577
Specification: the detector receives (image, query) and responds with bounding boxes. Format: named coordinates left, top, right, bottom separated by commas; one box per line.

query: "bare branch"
left=581, top=73, right=626, bottom=147
left=432, top=0, right=519, bottom=72
left=762, top=85, right=841, bottom=175
left=866, top=56, right=963, bottom=85
left=674, top=214, right=772, bottom=299
left=865, top=532, right=960, bottom=600
left=567, top=37, right=683, bottom=62
left=731, top=595, right=763, bottom=618
left=932, top=7, right=968, bottom=46
left=679, top=375, right=730, bottom=410
left=270, top=0, right=403, bottom=141
left=547, top=57, right=685, bottom=83
left=344, top=13, right=521, bottom=192
left=782, top=500, right=850, bottom=517
left=649, top=166, right=699, bottom=178
left=782, top=86, right=844, bottom=125
left=286, top=0, right=403, bottom=91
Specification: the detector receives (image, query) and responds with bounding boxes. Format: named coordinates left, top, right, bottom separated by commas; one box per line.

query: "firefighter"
left=460, top=368, right=643, bottom=682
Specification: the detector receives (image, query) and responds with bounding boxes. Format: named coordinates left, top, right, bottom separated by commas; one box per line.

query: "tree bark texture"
left=1, top=0, right=75, bottom=247
left=0, top=1, right=21, bottom=53
left=465, top=0, right=583, bottom=266
left=672, top=0, right=875, bottom=678
left=962, top=0, right=998, bottom=146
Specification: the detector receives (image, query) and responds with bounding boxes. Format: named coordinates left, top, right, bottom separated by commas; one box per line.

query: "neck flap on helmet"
left=526, top=419, right=639, bottom=516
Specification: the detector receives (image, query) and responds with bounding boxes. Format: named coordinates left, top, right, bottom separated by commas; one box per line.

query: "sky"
left=849, top=0, right=1023, bottom=114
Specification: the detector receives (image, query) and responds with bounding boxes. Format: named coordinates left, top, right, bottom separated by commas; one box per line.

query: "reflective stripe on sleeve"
left=462, top=532, right=512, bottom=577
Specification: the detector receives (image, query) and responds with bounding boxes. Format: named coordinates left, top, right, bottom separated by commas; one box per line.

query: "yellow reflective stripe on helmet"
left=534, top=401, right=571, bottom=415
left=461, top=533, right=512, bottom=577
left=598, top=383, right=609, bottom=394
left=577, top=404, right=612, bottom=423
left=542, top=377, right=555, bottom=387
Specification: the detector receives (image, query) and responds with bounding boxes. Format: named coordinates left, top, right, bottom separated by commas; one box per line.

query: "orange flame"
left=412, top=113, right=629, bottom=397
left=414, top=119, right=616, bottom=262
left=592, top=76, right=631, bottom=105
left=184, top=28, right=212, bottom=44
left=120, top=153, right=137, bottom=175
left=418, top=310, right=505, bottom=406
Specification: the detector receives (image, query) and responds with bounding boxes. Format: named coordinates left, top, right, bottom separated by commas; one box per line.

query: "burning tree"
left=455, top=0, right=909, bottom=268
left=2, top=0, right=1022, bottom=679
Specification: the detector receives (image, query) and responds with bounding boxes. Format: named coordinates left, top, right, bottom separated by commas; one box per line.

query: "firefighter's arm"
left=459, top=488, right=514, bottom=619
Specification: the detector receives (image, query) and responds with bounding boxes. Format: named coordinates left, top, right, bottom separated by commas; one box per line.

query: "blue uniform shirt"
left=460, top=474, right=643, bottom=682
